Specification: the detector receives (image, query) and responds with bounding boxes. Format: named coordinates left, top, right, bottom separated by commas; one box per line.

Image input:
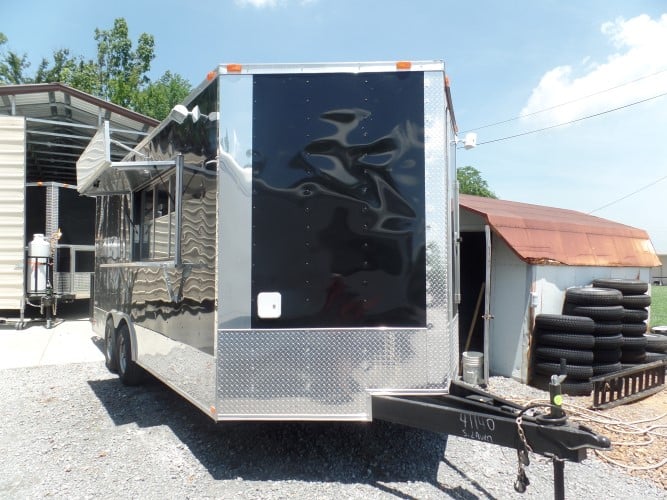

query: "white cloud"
left=520, top=14, right=667, bottom=125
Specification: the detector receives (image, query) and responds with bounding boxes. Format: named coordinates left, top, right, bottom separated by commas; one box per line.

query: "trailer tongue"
left=373, top=378, right=610, bottom=498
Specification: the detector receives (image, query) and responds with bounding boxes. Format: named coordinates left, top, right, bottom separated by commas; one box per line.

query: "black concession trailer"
left=77, top=61, right=610, bottom=497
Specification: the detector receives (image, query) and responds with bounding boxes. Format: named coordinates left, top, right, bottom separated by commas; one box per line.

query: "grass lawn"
left=650, top=285, right=667, bottom=328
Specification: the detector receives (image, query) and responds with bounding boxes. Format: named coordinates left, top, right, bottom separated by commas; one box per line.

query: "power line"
left=588, top=173, right=667, bottom=214
left=477, top=90, right=667, bottom=146
left=463, top=68, right=667, bottom=133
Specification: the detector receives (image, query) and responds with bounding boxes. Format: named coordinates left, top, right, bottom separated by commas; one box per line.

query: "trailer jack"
left=372, top=378, right=610, bottom=499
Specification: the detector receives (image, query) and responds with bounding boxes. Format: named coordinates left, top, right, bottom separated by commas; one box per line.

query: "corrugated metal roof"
left=459, top=194, right=660, bottom=267
left=0, top=83, right=158, bottom=185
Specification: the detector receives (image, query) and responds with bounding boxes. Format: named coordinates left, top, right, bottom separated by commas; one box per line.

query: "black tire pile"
left=529, top=279, right=655, bottom=396
left=531, top=313, right=596, bottom=396
left=591, top=278, right=650, bottom=367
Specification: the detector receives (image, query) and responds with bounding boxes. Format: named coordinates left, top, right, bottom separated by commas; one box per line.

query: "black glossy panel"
left=251, top=72, right=426, bottom=328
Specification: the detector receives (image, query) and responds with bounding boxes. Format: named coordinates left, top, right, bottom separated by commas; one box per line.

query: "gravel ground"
left=1, top=361, right=665, bottom=499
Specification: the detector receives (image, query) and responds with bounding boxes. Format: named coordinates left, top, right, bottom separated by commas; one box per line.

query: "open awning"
left=460, top=194, right=660, bottom=267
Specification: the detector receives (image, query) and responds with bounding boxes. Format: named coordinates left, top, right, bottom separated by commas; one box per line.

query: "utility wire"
left=463, top=68, right=667, bottom=133
left=588, top=173, right=667, bottom=214
left=477, top=90, right=667, bottom=146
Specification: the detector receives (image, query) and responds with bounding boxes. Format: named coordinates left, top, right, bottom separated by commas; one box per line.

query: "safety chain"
left=514, top=415, right=533, bottom=493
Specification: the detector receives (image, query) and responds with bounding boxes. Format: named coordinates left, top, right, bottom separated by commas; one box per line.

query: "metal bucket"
left=461, top=351, right=484, bottom=385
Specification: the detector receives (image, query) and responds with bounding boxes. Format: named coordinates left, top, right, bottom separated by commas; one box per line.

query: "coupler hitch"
left=372, top=376, right=610, bottom=499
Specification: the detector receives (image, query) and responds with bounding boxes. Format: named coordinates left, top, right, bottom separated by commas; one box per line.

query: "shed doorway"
left=459, top=228, right=491, bottom=382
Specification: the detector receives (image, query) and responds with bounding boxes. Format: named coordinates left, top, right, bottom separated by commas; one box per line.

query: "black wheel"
left=560, top=380, right=594, bottom=396
left=620, top=350, right=646, bottom=364
left=534, top=314, right=595, bottom=333
left=593, top=333, right=623, bottom=349
left=645, top=352, right=667, bottom=362
left=534, top=361, right=593, bottom=380
left=592, top=362, right=622, bottom=376
left=593, top=348, right=622, bottom=363
left=591, top=278, right=648, bottom=295
left=116, top=323, right=144, bottom=386
left=534, top=346, right=594, bottom=364
left=644, top=333, right=667, bottom=353
left=534, top=331, right=595, bottom=349
left=593, top=321, right=622, bottom=335
left=623, top=308, right=648, bottom=323
left=564, top=287, right=622, bottom=306
left=622, top=335, right=647, bottom=350
left=622, top=322, right=648, bottom=336
left=562, top=304, right=624, bottom=322
left=621, top=294, right=651, bottom=309
left=104, top=318, right=118, bottom=373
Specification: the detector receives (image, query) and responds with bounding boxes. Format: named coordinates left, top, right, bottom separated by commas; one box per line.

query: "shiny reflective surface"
left=92, top=64, right=458, bottom=420
left=251, top=72, right=426, bottom=329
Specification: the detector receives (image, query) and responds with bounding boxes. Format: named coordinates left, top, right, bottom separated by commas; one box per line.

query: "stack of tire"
left=562, top=286, right=625, bottom=379
left=591, top=279, right=650, bottom=367
left=531, top=313, right=596, bottom=396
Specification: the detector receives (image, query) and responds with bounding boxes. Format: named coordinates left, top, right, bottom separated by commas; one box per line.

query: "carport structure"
left=0, top=83, right=158, bottom=310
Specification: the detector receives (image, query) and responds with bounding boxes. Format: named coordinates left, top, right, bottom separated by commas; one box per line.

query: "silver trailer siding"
left=83, top=61, right=459, bottom=421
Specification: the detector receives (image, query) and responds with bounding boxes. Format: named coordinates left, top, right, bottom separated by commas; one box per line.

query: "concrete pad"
left=0, top=314, right=104, bottom=370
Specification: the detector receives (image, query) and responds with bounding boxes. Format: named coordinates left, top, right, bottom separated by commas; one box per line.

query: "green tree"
left=94, top=18, right=155, bottom=107
left=457, top=166, right=497, bottom=198
left=0, top=21, right=192, bottom=120
left=0, top=32, right=32, bottom=84
left=34, top=49, right=100, bottom=94
left=135, top=71, right=191, bottom=121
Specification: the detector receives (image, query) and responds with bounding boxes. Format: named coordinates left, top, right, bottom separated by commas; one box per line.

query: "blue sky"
left=4, top=0, right=667, bottom=252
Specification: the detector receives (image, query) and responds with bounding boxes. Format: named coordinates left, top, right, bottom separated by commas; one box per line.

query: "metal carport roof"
left=459, top=194, right=660, bottom=267
left=0, top=83, right=159, bottom=185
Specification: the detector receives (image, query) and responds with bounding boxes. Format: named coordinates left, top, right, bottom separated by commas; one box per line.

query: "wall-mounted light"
left=452, top=132, right=478, bottom=150
left=170, top=104, right=219, bottom=124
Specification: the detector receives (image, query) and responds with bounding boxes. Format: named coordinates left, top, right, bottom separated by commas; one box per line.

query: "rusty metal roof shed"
left=459, top=194, right=660, bottom=267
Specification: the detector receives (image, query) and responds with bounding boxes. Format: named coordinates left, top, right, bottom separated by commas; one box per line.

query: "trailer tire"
left=593, top=348, right=622, bottom=363
left=623, top=308, right=648, bottom=323
left=561, top=304, right=624, bottom=322
left=593, top=333, right=624, bottom=349
left=564, top=287, right=622, bottom=306
left=104, top=318, right=118, bottom=374
left=534, top=332, right=595, bottom=349
left=534, top=314, right=595, bottom=333
left=591, top=278, right=648, bottom=295
left=534, top=346, right=594, bottom=364
left=621, top=323, right=647, bottom=336
left=621, top=294, right=651, bottom=309
left=620, top=350, right=646, bottom=364
left=559, top=380, right=594, bottom=396
left=593, top=321, right=622, bottom=335
left=644, top=333, right=667, bottom=353
left=116, top=323, right=144, bottom=386
left=592, top=362, right=623, bottom=376
left=534, top=361, right=593, bottom=380
left=622, top=335, right=647, bottom=350
left=645, top=352, right=667, bottom=362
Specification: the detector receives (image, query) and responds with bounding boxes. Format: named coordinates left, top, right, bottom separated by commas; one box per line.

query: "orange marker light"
left=206, top=70, right=217, bottom=81
left=396, top=61, right=412, bottom=70
left=226, top=64, right=243, bottom=73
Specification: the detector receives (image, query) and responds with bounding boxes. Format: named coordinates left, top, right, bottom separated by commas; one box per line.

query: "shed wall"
left=0, top=116, right=25, bottom=309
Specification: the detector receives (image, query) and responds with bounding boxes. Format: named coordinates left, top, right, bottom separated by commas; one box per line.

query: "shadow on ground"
left=88, top=376, right=493, bottom=499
